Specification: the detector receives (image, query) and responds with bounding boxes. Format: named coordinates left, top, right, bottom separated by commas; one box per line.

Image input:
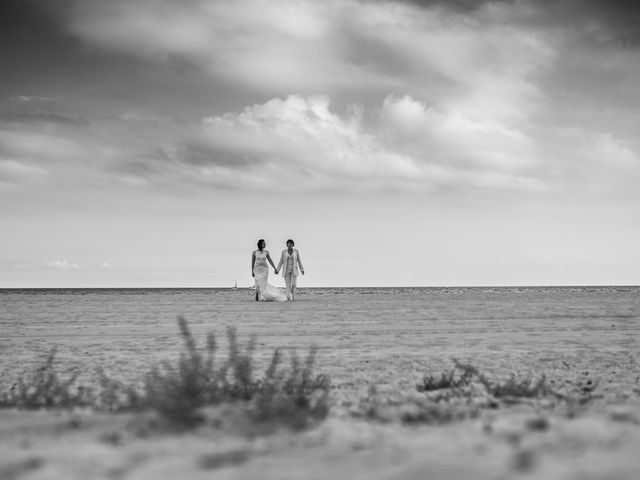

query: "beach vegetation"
left=354, top=360, right=600, bottom=425
left=416, top=360, right=602, bottom=405
left=416, top=361, right=560, bottom=402
left=399, top=399, right=479, bottom=425
left=0, top=317, right=331, bottom=431
left=478, top=372, right=557, bottom=400
left=144, top=317, right=330, bottom=428
left=251, top=347, right=331, bottom=429
left=417, top=359, right=479, bottom=392
left=95, top=368, right=145, bottom=411
left=354, top=384, right=480, bottom=425
left=0, top=348, right=93, bottom=409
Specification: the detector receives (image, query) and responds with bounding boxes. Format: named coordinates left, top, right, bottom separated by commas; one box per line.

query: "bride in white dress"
left=251, top=239, right=287, bottom=302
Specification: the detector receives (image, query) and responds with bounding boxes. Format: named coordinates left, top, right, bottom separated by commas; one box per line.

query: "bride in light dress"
left=251, top=239, right=287, bottom=302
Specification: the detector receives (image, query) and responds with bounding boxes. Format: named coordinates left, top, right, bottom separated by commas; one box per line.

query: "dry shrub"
left=145, top=318, right=330, bottom=429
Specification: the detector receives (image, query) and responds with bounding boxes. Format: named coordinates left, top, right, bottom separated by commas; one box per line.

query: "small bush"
left=143, top=317, right=219, bottom=425
left=144, top=318, right=330, bottom=429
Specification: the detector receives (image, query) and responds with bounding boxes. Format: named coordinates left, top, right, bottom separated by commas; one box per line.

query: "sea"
left=2, top=286, right=640, bottom=387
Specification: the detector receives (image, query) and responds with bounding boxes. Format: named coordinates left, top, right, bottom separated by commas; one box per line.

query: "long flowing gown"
left=253, top=250, right=287, bottom=302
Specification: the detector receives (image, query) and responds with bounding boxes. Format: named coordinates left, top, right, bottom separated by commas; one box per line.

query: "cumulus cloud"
left=2, top=91, right=636, bottom=196
left=46, top=259, right=80, bottom=269
left=379, top=94, right=536, bottom=170
left=176, top=95, right=420, bottom=191
left=153, top=94, right=548, bottom=192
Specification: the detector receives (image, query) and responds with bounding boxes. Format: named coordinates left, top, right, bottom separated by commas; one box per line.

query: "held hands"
left=271, top=269, right=304, bottom=274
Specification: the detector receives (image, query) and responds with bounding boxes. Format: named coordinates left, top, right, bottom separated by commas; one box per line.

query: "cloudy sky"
left=1, top=0, right=639, bottom=287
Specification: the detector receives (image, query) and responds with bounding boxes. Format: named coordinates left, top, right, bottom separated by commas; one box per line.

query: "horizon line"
left=1, top=284, right=639, bottom=290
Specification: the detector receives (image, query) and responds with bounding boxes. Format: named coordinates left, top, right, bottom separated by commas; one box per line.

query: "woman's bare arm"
left=251, top=252, right=256, bottom=277
left=266, top=252, right=277, bottom=270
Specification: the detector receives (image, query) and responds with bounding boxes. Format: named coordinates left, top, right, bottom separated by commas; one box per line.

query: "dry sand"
left=2, top=288, right=640, bottom=479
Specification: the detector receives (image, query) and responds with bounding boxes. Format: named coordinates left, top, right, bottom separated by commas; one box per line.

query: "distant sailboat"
left=234, top=279, right=238, bottom=288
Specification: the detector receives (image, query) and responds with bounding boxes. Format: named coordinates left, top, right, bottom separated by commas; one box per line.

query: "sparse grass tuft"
left=417, top=359, right=479, bottom=393
left=220, top=326, right=258, bottom=401
left=478, top=372, right=557, bottom=400
left=95, top=368, right=144, bottom=412
left=416, top=360, right=562, bottom=402
left=252, top=347, right=331, bottom=430
left=352, top=360, right=600, bottom=424
left=0, top=349, right=92, bottom=409
left=416, top=360, right=595, bottom=406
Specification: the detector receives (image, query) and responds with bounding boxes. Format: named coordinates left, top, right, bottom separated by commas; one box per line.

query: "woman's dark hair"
left=286, top=239, right=294, bottom=246
left=257, top=239, right=265, bottom=249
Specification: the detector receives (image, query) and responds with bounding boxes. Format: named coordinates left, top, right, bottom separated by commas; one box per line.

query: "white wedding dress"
left=253, top=250, right=287, bottom=302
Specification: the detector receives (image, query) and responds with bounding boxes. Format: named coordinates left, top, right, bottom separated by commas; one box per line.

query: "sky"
left=1, top=0, right=639, bottom=288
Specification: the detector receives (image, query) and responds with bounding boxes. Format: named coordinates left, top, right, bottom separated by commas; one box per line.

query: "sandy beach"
left=1, top=287, right=640, bottom=479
